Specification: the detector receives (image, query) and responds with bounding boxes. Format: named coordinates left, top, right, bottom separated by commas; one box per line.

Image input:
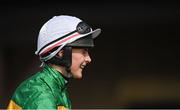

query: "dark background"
left=0, top=1, right=180, bottom=109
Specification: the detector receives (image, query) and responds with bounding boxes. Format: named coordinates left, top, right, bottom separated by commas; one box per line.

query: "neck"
left=48, top=64, right=69, bottom=77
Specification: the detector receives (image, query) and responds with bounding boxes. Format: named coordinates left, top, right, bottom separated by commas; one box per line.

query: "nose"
left=85, top=52, right=91, bottom=63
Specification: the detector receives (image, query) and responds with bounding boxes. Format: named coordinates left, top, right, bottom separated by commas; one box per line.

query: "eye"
left=82, top=49, right=88, bottom=55
left=84, top=48, right=89, bottom=52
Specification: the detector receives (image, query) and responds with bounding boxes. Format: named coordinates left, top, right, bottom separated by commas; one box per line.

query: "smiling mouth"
left=80, top=65, right=86, bottom=69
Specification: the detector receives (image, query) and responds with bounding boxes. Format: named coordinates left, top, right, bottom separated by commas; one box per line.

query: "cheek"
left=71, top=53, right=83, bottom=69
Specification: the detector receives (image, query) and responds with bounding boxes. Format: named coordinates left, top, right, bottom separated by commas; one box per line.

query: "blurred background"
left=0, top=1, right=180, bottom=109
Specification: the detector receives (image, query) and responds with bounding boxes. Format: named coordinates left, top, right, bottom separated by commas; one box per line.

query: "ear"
left=57, top=50, right=64, bottom=57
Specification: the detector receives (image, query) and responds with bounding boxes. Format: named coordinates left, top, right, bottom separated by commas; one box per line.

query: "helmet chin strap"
left=45, top=46, right=73, bottom=78
left=65, top=67, right=73, bottom=78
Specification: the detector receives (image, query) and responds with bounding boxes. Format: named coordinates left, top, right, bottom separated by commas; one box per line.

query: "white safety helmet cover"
left=35, top=15, right=101, bottom=61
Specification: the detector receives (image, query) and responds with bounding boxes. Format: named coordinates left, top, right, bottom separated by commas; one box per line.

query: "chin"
left=75, top=76, right=83, bottom=79
left=72, top=72, right=83, bottom=79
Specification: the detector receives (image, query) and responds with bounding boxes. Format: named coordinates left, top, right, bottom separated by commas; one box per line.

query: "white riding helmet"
left=35, top=15, right=101, bottom=61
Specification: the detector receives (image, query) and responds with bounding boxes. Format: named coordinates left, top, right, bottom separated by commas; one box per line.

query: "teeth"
left=81, top=65, right=85, bottom=69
